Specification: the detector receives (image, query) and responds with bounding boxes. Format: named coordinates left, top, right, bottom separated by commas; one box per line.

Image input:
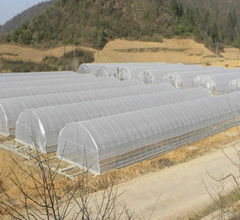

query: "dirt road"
left=109, top=145, right=238, bottom=220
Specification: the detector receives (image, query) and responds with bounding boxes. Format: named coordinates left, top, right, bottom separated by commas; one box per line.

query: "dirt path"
left=106, top=145, right=238, bottom=220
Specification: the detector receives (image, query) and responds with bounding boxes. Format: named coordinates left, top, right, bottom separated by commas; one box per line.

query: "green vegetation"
left=0, top=59, right=57, bottom=72
left=3, top=0, right=240, bottom=50
left=179, top=0, right=240, bottom=50
left=0, top=1, right=55, bottom=36
left=0, top=49, right=94, bottom=72
left=115, top=47, right=188, bottom=53
left=5, top=0, right=173, bottom=49
left=43, top=49, right=94, bottom=70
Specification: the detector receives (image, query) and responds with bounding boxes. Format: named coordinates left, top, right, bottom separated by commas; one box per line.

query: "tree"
left=171, top=0, right=184, bottom=18
left=0, top=141, right=134, bottom=220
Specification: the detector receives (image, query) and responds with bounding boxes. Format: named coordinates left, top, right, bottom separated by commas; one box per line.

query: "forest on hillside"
left=0, top=1, right=55, bottom=35
left=3, top=0, right=240, bottom=50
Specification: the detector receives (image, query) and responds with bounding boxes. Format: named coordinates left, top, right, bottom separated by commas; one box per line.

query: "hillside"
left=4, top=0, right=173, bottom=48
left=3, top=0, right=240, bottom=50
left=181, top=0, right=240, bottom=47
left=1, top=38, right=240, bottom=74
left=0, top=0, right=55, bottom=36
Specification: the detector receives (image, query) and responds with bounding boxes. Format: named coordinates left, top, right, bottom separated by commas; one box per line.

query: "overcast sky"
left=0, top=0, right=49, bottom=25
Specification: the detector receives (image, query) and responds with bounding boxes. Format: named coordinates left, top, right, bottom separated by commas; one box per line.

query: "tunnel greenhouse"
left=0, top=71, right=76, bottom=78
left=0, top=83, right=174, bottom=136
left=193, top=71, right=240, bottom=94
left=0, top=80, right=143, bottom=99
left=78, top=63, right=103, bottom=74
left=0, top=75, right=118, bottom=89
left=57, top=92, right=240, bottom=174
left=229, top=79, right=240, bottom=92
left=163, top=67, right=226, bottom=88
left=15, top=88, right=210, bottom=152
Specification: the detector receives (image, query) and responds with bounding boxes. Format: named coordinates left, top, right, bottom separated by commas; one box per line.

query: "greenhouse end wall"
left=58, top=123, right=100, bottom=174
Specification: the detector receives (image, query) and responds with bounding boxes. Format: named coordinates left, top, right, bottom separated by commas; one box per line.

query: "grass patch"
left=43, top=49, right=94, bottom=71
left=0, top=52, right=18, bottom=57
left=0, top=59, right=57, bottom=72
left=189, top=189, right=240, bottom=220
left=115, top=47, right=188, bottom=53
left=0, top=49, right=94, bottom=72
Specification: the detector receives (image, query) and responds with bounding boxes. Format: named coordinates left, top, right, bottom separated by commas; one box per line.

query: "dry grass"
left=1, top=38, right=239, bottom=68
left=94, top=38, right=240, bottom=68
left=94, top=38, right=213, bottom=64
left=0, top=43, right=96, bottom=63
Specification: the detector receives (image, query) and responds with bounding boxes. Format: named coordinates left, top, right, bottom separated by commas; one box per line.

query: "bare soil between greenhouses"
left=0, top=126, right=240, bottom=219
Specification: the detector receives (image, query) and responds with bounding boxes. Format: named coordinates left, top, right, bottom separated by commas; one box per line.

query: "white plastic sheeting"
left=81, top=62, right=226, bottom=84
left=115, top=64, right=223, bottom=83
left=78, top=63, right=103, bottom=74
left=0, top=80, right=143, bottom=99
left=193, top=71, right=240, bottom=94
left=0, top=71, right=76, bottom=77
left=0, top=75, right=118, bottom=89
left=96, top=64, right=121, bottom=78
left=0, top=73, right=92, bottom=83
left=229, top=79, right=240, bottom=92
left=110, top=63, right=191, bottom=80
left=57, top=92, right=240, bottom=174
left=0, top=83, right=174, bottom=136
left=95, top=63, right=183, bottom=79
left=163, top=67, right=225, bottom=88
left=15, top=88, right=210, bottom=152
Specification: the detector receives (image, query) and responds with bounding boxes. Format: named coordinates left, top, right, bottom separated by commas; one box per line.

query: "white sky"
left=0, top=0, right=49, bottom=25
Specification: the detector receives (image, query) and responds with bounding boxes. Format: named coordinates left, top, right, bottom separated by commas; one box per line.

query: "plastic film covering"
left=193, top=71, right=240, bottom=94
left=96, top=65, right=122, bottom=78
left=0, top=80, right=143, bottom=99
left=57, top=92, right=240, bottom=174
left=139, top=68, right=200, bottom=85
left=163, top=67, right=226, bottom=88
left=119, top=65, right=223, bottom=84
left=0, top=73, right=93, bottom=83
left=0, top=71, right=76, bottom=77
left=16, top=88, right=210, bottom=152
left=0, top=83, right=174, bottom=136
left=0, top=75, right=117, bottom=89
left=78, top=63, right=103, bottom=74
left=229, top=79, right=240, bottom=92
left=115, top=63, right=189, bottom=81
left=96, top=63, right=184, bottom=79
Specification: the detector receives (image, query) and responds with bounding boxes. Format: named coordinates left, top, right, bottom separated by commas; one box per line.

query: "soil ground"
left=1, top=127, right=240, bottom=219
left=100, top=144, right=238, bottom=220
